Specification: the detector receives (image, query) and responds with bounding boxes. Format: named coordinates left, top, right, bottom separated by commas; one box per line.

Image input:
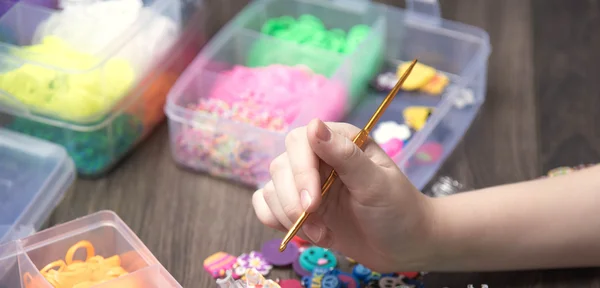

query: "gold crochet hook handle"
left=279, top=59, right=419, bottom=252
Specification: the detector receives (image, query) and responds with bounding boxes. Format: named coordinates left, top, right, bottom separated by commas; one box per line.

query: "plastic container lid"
left=0, top=128, right=75, bottom=243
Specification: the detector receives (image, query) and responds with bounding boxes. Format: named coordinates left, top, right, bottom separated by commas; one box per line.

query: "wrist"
left=389, top=191, right=446, bottom=272
left=413, top=195, right=461, bottom=272
left=418, top=195, right=446, bottom=271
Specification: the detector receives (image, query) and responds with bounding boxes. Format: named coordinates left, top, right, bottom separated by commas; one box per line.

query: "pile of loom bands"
left=0, top=36, right=135, bottom=122
left=32, top=0, right=179, bottom=74
left=173, top=64, right=347, bottom=186
left=23, top=240, right=129, bottom=288
left=247, top=14, right=383, bottom=100
left=0, top=0, right=179, bottom=123
left=8, top=114, right=143, bottom=176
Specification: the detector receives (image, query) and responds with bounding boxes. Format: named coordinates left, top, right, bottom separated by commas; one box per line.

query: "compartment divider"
left=17, top=252, right=53, bottom=288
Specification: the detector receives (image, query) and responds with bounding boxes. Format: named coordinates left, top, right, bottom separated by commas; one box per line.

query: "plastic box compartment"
left=166, top=0, right=388, bottom=187
left=344, top=0, right=490, bottom=190
left=0, top=211, right=182, bottom=287
left=0, top=128, right=75, bottom=244
left=0, top=0, right=185, bottom=177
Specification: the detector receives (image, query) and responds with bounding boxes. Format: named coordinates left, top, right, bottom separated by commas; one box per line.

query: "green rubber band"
left=347, top=24, right=370, bottom=40
left=297, top=14, right=324, bottom=29
left=260, top=19, right=279, bottom=35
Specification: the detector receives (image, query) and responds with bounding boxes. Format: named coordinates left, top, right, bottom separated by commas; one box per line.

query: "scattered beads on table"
left=217, top=268, right=281, bottom=288
left=204, top=252, right=239, bottom=279
left=173, top=64, right=347, bottom=186
left=427, top=176, right=465, bottom=197
left=539, top=163, right=598, bottom=179
left=206, top=238, right=436, bottom=288
left=24, top=240, right=128, bottom=288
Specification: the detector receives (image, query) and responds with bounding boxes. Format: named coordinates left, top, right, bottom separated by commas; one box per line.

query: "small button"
left=279, top=279, right=303, bottom=288
left=403, top=106, right=433, bottom=131
left=420, top=73, right=449, bottom=95
left=396, top=61, right=437, bottom=91
left=352, top=264, right=371, bottom=280
left=321, top=275, right=341, bottom=288
left=414, top=142, right=443, bottom=164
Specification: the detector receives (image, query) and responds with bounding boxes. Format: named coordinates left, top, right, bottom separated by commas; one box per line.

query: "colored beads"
left=0, top=36, right=135, bottom=123
left=173, top=64, right=347, bottom=186
left=247, top=14, right=383, bottom=101
left=33, top=0, right=179, bottom=73
left=8, top=114, right=142, bottom=176
left=216, top=268, right=281, bottom=288
left=24, top=240, right=129, bottom=288
left=0, top=0, right=182, bottom=176
left=428, top=176, right=465, bottom=197
left=373, top=62, right=450, bottom=96
left=210, top=240, right=429, bottom=288
left=540, top=164, right=598, bottom=179
left=208, top=65, right=347, bottom=122
left=204, top=252, right=238, bottom=279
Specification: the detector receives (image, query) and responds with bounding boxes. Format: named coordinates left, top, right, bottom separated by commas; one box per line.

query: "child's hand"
left=252, top=119, right=436, bottom=272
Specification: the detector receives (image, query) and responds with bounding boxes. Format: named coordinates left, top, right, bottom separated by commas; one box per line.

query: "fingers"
left=252, top=188, right=286, bottom=232
left=252, top=150, right=334, bottom=248
left=261, top=179, right=295, bottom=229
left=306, top=119, right=383, bottom=192
left=253, top=183, right=326, bottom=246
left=285, top=127, right=322, bottom=213
left=302, top=213, right=334, bottom=248
left=269, top=153, right=304, bottom=223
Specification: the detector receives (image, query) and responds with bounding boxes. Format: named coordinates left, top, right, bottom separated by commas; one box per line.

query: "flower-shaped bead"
left=236, top=251, right=272, bottom=276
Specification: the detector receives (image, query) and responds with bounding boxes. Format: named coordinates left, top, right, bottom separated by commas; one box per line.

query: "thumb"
left=307, top=119, right=383, bottom=192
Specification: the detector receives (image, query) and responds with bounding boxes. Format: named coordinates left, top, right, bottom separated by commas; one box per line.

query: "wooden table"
left=46, top=0, right=600, bottom=287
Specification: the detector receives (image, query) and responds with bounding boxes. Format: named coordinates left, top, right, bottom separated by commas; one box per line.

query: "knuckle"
left=269, top=155, right=284, bottom=176
left=284, top=128, right=303, bottom=148
left=281, top=202, right=302, bottom=221
left=293, top=169, right=314, bottom=186
left=341, top=138, right=359, bottom=162
left=262, top=182, right=275, bottom=202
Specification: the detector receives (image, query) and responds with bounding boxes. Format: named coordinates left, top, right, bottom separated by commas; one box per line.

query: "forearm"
left=427, top=165, right=600, bottom=271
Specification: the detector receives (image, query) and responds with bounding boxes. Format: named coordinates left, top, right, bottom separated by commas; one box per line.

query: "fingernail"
left=321, top=228, right=333, bottom=248
left=303, top=222, right=323, bottom=243
left=316, top=120, right=331, bottom=142
left=301, top=190, right=312, bottom=210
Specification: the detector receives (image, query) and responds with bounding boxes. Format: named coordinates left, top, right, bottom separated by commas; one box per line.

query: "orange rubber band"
left=38, top=240, right=129, bottom=288
left=23, top=272, right=33, bottom=287
left=102, top=255, right=121, bottom=267
left=65, top=240, right=95, bottom=264
left=44, top=272, right=61, bottom=288
left=86, top=255, right=105, bottom=264
left=40, top=260, right=66, bottom=274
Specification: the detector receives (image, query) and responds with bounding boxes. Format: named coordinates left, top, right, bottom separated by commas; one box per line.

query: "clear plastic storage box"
left=0, top=211, right=182, bottom=287
left=0, top=0, right=185, bottom=177
left=0, top=128, right=75, bottom=244
left=166, top=0, right=490, bottom=189
left=166, top=0, right=386, bottom=186
left=343, top=0, right=490, bottom=190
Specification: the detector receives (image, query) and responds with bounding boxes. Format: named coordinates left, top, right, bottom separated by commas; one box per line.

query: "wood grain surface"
left=45, top=0, right=600, bottom=287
